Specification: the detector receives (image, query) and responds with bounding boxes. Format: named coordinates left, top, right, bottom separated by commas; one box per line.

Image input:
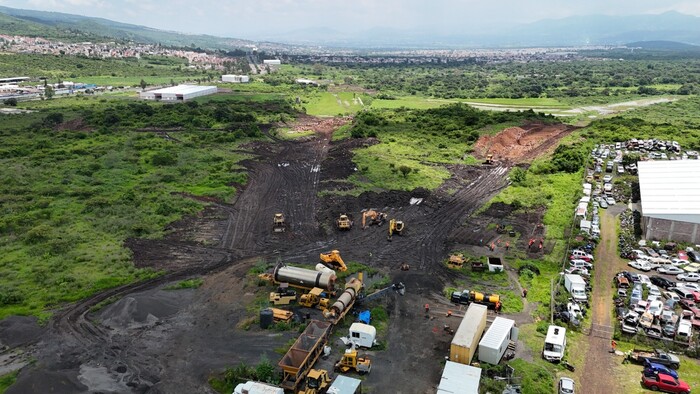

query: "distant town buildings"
left=222, top=75, right=250, bottom=83
left=139, top=85, right=218, bottom=101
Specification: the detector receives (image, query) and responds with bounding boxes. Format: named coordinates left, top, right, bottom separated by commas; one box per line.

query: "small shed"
left=450, top=304, right=488, bottom=364
left=478, top=317, right=517, bottom=365
left=348, top=322, right=376, bottom=348
left=327, top=375, right=362, bottom=394
left=436, top=361, right=481, bottom=394
left=580, top=220, right=592, bottom=234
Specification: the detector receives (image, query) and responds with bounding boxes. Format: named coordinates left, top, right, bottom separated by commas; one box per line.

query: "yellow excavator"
left=298, top=369, right=331, bottom=394
left=336, top=214, right=353, bottom=230
left=320, top=250, right=347, bottom=272
left=484, top=154, right=494, bottom=165
left=335, top=346, right=371, bottom=374
left=387, top=219, right=405, bottom=241
left=361, top=209, right=387, bottom=229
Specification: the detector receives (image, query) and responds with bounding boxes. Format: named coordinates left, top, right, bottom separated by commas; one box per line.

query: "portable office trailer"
left=348, top=323, right=376, bottom=348
left=449, top=304, right=488, bottom=364
left=478, top=317, right=518, bottom=365
left=436, top=361, right=481, bottom=394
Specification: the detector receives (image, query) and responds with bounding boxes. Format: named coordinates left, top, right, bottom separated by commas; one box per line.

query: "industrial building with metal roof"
left=638, top=160, right=700, bottom=243
left=139, top=84, right=217, bottom=101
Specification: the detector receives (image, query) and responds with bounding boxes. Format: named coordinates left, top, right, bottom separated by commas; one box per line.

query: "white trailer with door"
left=478, top=317, right=518, bottom=365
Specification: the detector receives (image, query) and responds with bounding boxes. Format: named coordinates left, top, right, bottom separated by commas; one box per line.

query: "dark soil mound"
left=0, top=316, right=45, bottom=348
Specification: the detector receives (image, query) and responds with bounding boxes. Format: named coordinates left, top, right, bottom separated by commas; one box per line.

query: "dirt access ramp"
left=473, top=122, right=578, bottom=164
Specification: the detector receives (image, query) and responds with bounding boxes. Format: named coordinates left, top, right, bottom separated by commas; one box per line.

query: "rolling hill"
left=0, top=5, right=251, bottom=50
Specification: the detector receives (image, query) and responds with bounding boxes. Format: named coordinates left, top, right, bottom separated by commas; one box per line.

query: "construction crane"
left=361, top=209, right=386, bottom=229
left=319, top=250, right=347, bottom=272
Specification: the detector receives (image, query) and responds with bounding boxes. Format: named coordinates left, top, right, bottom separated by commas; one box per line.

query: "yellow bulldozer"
left=387, top=219, right=405, bottom=241
left=484, top=154, right=494, bottom=165
left=273, top=213, right=286, bottom=232
left=335, top=346, right=371, bottom=374
left=361, top=209, right=387, bottom=229
left=336, top=214, right=353, bottom=230
left=447, top=254, right=465, bottom=269
left=269, top=285, right=297, bottom=305
left=320, top=250, right=347, bottom=272
left=297, top=369, right=331, bottom=394
left=299, top=287, right=330, bottom=309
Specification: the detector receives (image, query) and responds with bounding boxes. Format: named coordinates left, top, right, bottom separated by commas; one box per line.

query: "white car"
left=570, top=259, right=593, bottom=270
left=648, top=300, right=664, bottom=317
left=603, top=174, right=613, bottom=183
left=605, top=196, right=616, bottom=205
left=638, top=274, right=651, bottom=286
left=628, top=260, right=652, bottom=272
left=677, top=272, right=700, bottom=282
left=663, top=290, right=681, bottom=302
left=567, top=302, right=583, bottom=320
left=684, top=263, right=700, bottom=273
left=658, top=265, right=684, bottom=275
left=671, top=258, right=688, bottom=267
left=648, top=285, right=662, bottom=298
left=678, top=282, right=700, bottom=292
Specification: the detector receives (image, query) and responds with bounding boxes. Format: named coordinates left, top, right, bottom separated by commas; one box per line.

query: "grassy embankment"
left=0, top=93, right=293, bottom=320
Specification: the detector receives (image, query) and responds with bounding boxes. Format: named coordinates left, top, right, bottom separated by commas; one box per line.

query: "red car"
left=679, top=298, right=700, bottom=316
left=641, top=372, right=690, bottom=393
left=678, top=251, right=689, bottom=261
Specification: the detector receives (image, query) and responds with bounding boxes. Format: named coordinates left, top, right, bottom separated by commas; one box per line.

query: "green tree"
left=140, top=79, right=147, bottom=91
left=44, top=85, right=54, bottom=99
left=3, top=98, right=17, bottom=106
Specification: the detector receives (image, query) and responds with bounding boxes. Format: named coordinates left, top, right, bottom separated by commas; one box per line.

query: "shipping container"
left=436, top=361, right=481, bottom=394
left=449, top=304, right=488, bottom=364
left=478, top=317, right=518, bottom=365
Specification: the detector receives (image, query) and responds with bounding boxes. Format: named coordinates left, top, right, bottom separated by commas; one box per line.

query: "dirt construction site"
left=1, top=120, right=570, bottom=393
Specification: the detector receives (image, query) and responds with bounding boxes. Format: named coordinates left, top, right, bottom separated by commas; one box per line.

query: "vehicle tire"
left=671, top=363, right=679, bottom=369
left=650, top=386, right=659, bottom=391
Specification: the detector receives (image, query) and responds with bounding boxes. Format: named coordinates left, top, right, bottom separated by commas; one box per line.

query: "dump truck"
left=627, top=349, right=680, bottom=369
left=450, top=289, right=502, bottom=310
left=273, top=213, right=286, bottom=233
left=336, top=214, right=353, bottom=230
left=279, top=320, right=333, bottom=392
left=320, top=250, right=347, bottom=272
left=299, top=287, right=330, bottom=309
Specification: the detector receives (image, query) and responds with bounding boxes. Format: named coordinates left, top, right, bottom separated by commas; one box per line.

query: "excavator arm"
left=319, top=250, right=347, bottom=272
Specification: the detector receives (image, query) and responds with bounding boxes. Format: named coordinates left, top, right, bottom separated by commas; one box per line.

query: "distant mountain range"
left=0, top=5, right=252, bottom=50
left=1, top=5, right=700, bottom=50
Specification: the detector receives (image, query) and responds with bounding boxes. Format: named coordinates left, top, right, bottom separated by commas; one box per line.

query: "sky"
left=1, top=0, right=700, bottom=39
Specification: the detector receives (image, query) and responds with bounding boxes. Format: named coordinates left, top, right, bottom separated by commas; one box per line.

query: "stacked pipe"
left=325, top=277, right=362, bottom=318
left=273, top=265, right=336, bottom=292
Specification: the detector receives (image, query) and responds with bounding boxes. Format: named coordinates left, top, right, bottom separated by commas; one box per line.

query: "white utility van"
left=543, top=325, right=567, bottom=362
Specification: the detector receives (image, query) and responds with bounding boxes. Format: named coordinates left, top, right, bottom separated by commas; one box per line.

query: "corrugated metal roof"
left=452, top=303, right=488, bottom=347
left=437, top=361, right=480, bottom=394
left=327, top=375, right=361, bottom=394
left=639, top=161, right=700, bottom=223
left=478, top=316, right=514, bottom=350
left=146, top=84, right=217, bottom=95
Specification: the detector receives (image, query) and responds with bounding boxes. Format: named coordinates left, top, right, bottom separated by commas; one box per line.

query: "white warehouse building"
left=222, top=75, right=250, bottom=83
left=139, top=85, right=217, bottom=101
left=639, top=160, right=700, bottom=243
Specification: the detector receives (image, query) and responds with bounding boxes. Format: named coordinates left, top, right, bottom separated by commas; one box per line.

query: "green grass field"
left=304, top=92, right=365, bottom=116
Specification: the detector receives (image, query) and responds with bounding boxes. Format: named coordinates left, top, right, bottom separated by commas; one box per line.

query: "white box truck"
left=564, top=274, right=587, bottom=302
left=542, top=325, right=566, bottom=362
left=233, top=381, right=284, bottom=394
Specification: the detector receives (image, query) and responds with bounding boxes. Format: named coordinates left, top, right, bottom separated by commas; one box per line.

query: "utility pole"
left=550, top=278, right=554, bottom=324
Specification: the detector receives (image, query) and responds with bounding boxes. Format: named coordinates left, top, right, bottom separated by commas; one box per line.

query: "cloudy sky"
left=1, top=0, right=699, bottom=38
